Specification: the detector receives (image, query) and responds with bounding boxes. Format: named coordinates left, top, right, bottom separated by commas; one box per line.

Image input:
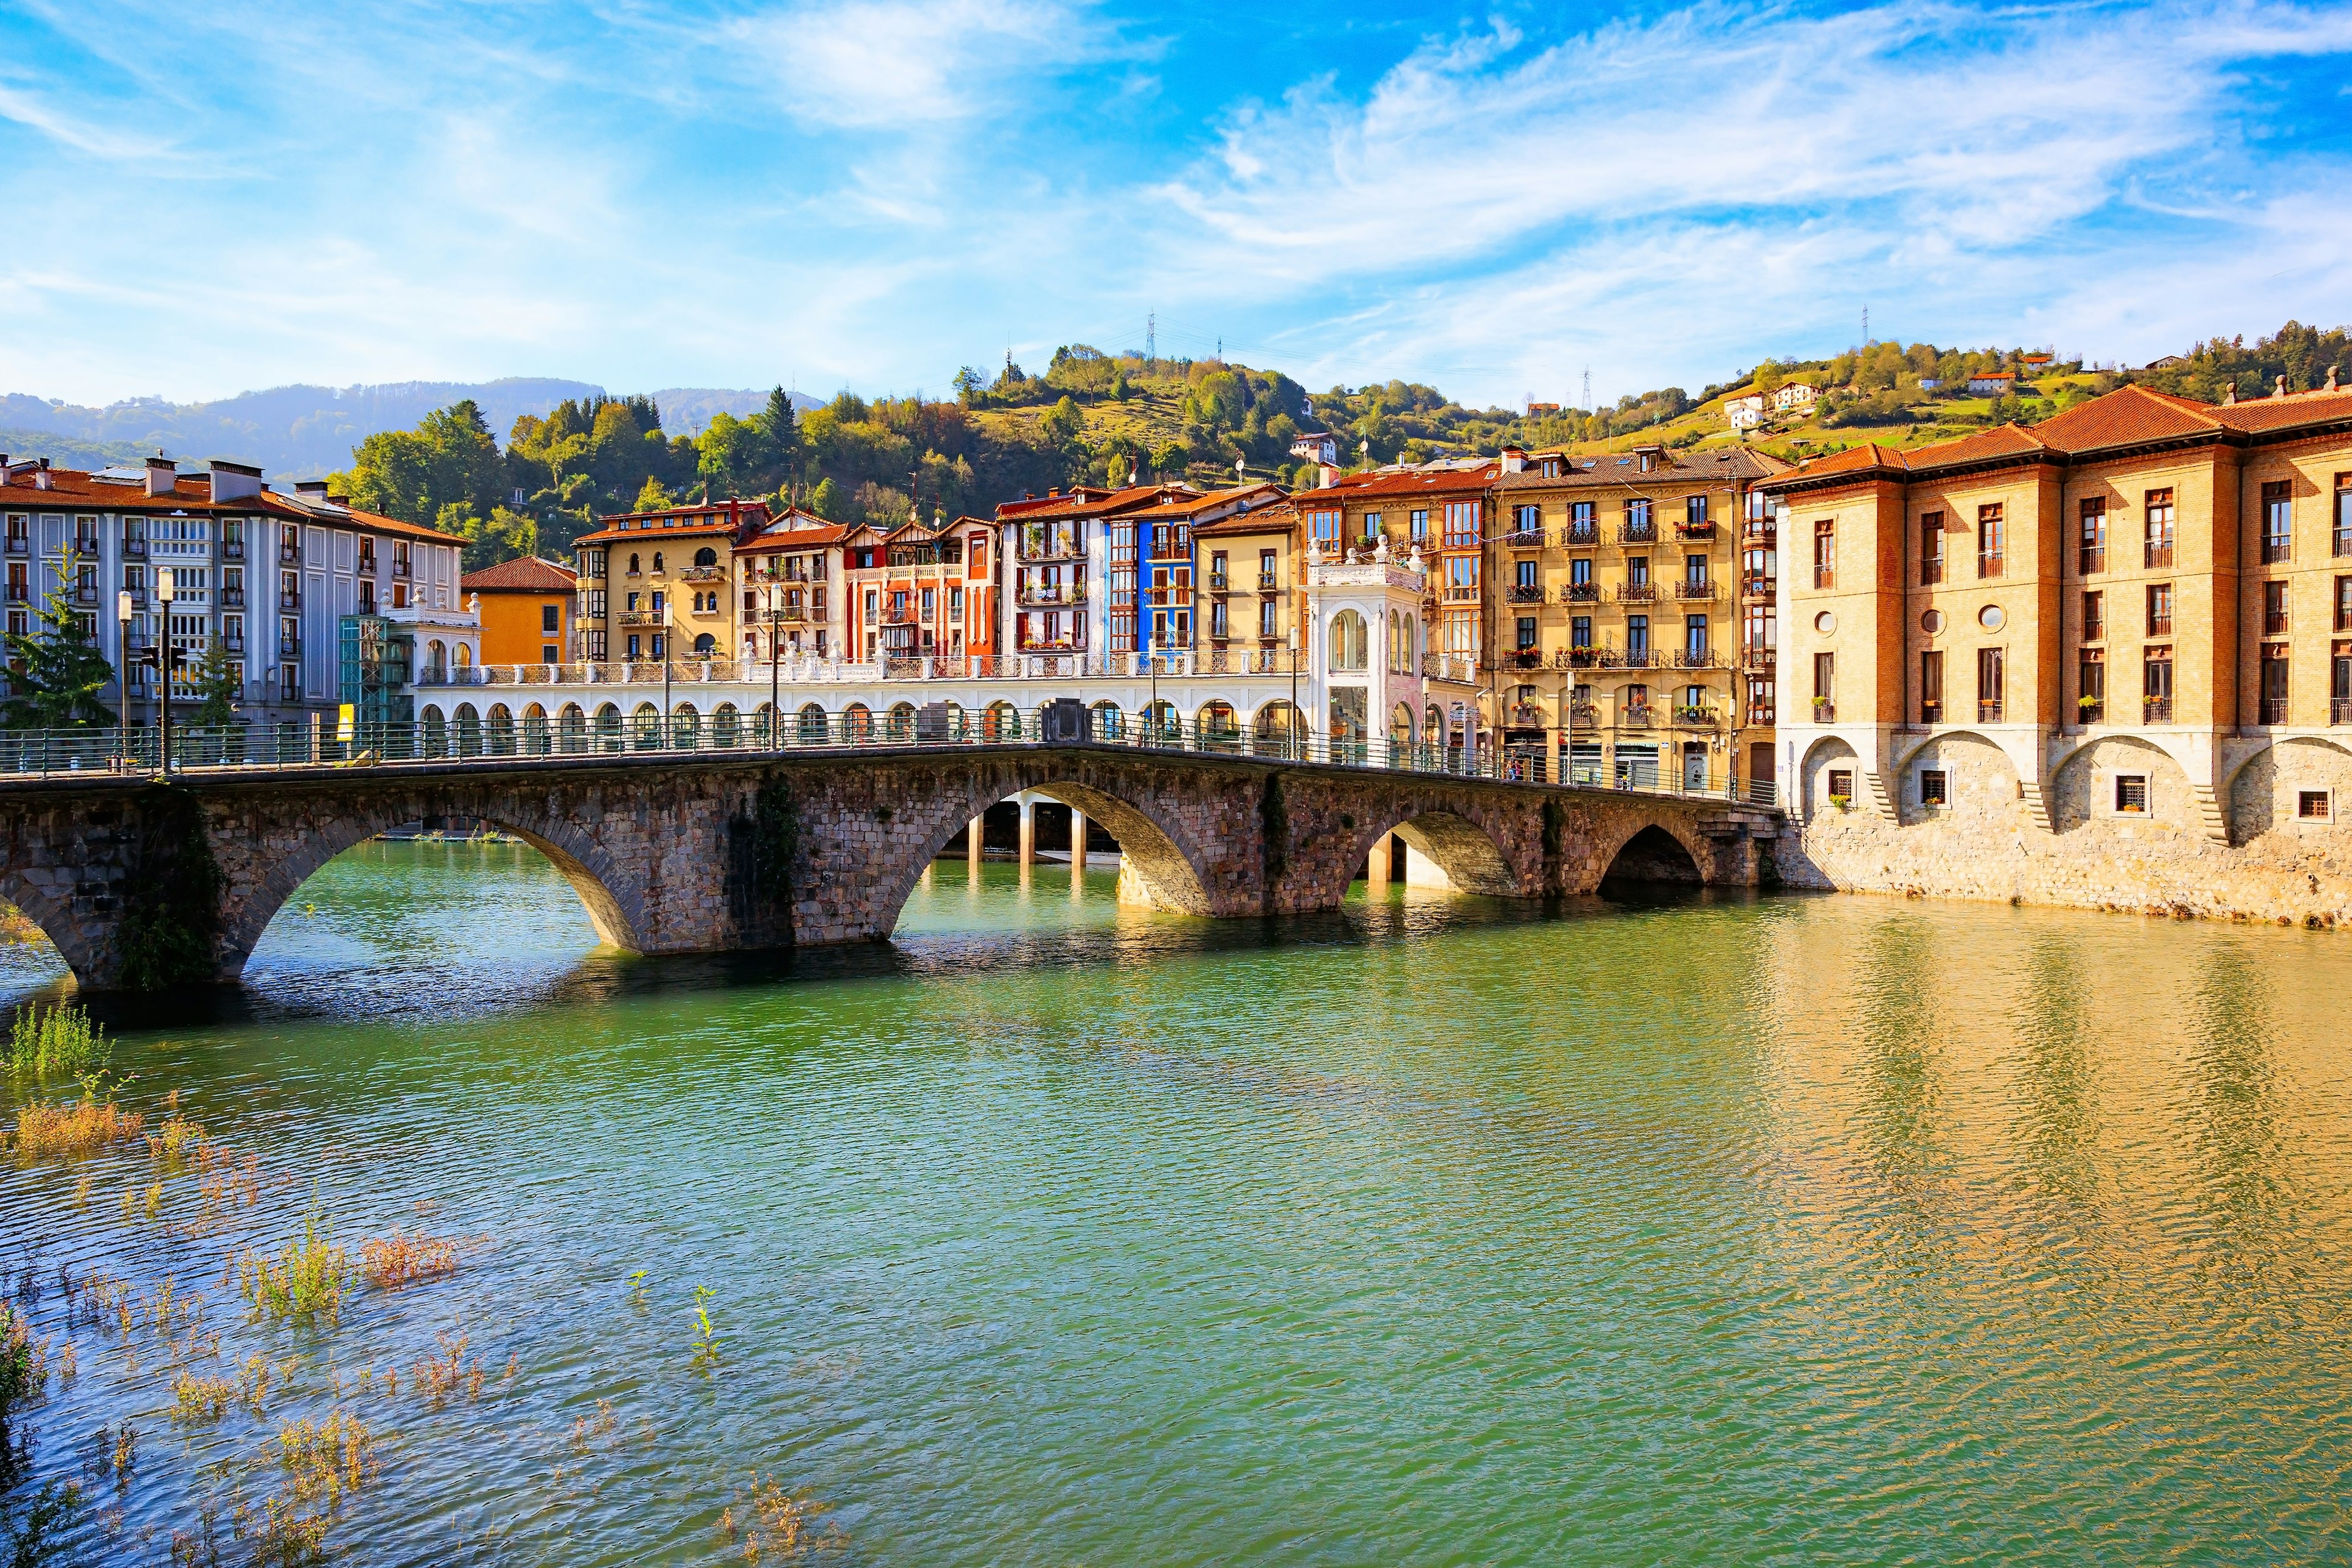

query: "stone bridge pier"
left=0, top=746, right=1782, bottom=990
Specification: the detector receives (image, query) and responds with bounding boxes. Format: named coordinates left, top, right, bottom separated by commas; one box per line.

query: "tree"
left=697, top=412, right=764, bottom=496
left=187, top=636, right=241, bottom=728
left=633, top=476, right=678, bottom=513
left=0, top=549, right=115, bottom=729
left=756, top=386, right=801, bottom=475
left=336, top=399, right=506, bottom=526
left=1041, top=395, right=1085, bottom=445
left=952, top=366, right=989, bottom=407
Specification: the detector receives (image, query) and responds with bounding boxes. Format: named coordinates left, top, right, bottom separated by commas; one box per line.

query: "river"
left=1, top=842, right=2348, bottom=1564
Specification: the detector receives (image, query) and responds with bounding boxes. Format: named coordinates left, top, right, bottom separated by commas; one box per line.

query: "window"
left=1442, top=501, right=1480, bottom=549
left=1363, top=513, right=1383, bottom=543
left=1570, top=557, right=1593, bottom=587
left=2264, top=579, right=2290, bottom=636
left=2115, top=775, right=2149, bottom=814
left=2144, top=488, right=2174, bottom=568
left=1687, top=495, right=1709, bottom=529
left=1919, top=769, right=1949, bottom=808
left=1446, top=556, right=1479, bottom=594
left=2262, top=480, right=2293, bottom=564
left=1512, top=504, right=1539, bottom=537
left=2336, top=641, right=2352, bottom=723
left=1567, top=501, right=1595, bottom=541
left=1409, top=509, right=1428, bottom=542
left=1684, top=553, right=1708, bottom=587
left=1624, top=497, right=1655, bottom=539
left=1516, top=559, right=1539, bottom=589
left=1515, top=616, right=1537, bottom=650
left=2146, top=582, right=2173, bottom=637
left=2144, top=646, right=2174, bottom=722
left=1977, top=503, right=2005, bottom=578
left=2339, top=576, right=2352, bottom=632
left=2082, top=589, right=2105, bottom=641
left=2336, top=474, right=2352, bottom=557
left=1571, top=615, right=1593, bottom=649
left=1920, top=512, right=1945, bottom=584
left=1627, top=556, right=1651, bottom=587
left=1307, top=509, right=1343, bottom=546
left=2261, top=647, right=2290, bottom=725
left=1210, top=598, right=1227, bottom=639
left=2078, top=497, right=2106, bottom=574
left=1684, top=614, right=1708, bottom=658
left=1812, top=650, right=1834, bottom=720
left=1812, top=519, right=1835, bottom=589
left=1626, top=615, right=1649, bottom=657
left=1747, top=673, right=1775, bottom=725
left=2078, top=649, right=2105, bottom=725
left=1920, top=649, right=1944, bottom=724
left=1259, top=598, right=1277, bottom=638
left=1977, top=646, right=2004, bottom=722
left=1827, top=767, right=1855, bottom=804
left=652, top=552, right=664, bottom=573
left=2298, top=790, right=2332, bottom=822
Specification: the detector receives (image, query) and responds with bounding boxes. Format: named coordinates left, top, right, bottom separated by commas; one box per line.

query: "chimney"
left=207, top=459, right=264, bottom=502
left=295, top=480, right=330, bottom=500
left=34, top=462, right=52, bottom=491
left=1501, top=445, right=1527, bottom=474
left=2274, top=374, right=2290, bottom=401
left=1317, top=462, right=1339, bottom=489
left=2222, top=380, right=2237, bottom=405
left=146, top=456, right=177, bottom=497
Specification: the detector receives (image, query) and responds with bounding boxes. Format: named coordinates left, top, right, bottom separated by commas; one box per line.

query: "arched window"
left=628, top=552, right=641, bottom=575
left=1329, top=609, right=1368, bottom=671
left=1091, top=701, right=1123, bottom=740
left=453, top=643, right=473, bottom=673
left=845, top=703, right=873, bottom=741
left=558, top=703, right=586, bottom=753
left=693, top=632, right=715, bottom=654
left=595, top=703, right=624, bottom=751
left=694, top=546, right=717, bottom=568
left=798, top=703, right=829, bottom=744
left=420, top=706, right=448, bottom=757
left=486, top=704, right=516, bottom=755
left=652, top=551, right=665, bottom=573
left=1253, top=701, right=1300, bottom=757
left=455, top=703, right=483, bottom=756
left=714, top=703, right=741, bottom=749
left=1393, top=703, right=1415, bottom=742
left=631, top=702, right=661, bottom=750
left=425, top=639, right=447, bottom=679
left=1199, top=700, right=1240, bottom=749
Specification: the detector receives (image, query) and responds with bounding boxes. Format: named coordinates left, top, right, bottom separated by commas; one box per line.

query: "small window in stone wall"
left=2299, top=790, right=2333, bottom=822
left=1919, top=769, right=1949, bottom=808
left=2115, top=775, right=2149, bottom=815
left=1827, top=767, right=1855, bottom=805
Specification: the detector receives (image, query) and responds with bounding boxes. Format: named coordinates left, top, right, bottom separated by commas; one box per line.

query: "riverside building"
left=572, top=498, right=774, bottom=663
left=1491, top=443, right=1785, bottom=791
left=0, top=453, right=473, bottom=733
left=1763, top=377, right=2352, bottom=842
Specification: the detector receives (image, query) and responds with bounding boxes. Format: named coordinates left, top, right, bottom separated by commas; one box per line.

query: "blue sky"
left=3, top=0, right=2350, bottom=412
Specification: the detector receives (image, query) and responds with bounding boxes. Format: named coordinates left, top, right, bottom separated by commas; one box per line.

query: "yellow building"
left=572, top=499, right=771, bottom=664
left=1491, top=444, right=1785, bottom=792
left=1765, top=379, right=2352, bottom=835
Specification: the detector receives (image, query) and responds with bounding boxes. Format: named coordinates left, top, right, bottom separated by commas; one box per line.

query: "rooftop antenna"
left=1581, top=366, right=1591, bottom=413
left=1861, top=304, right=1869, bottom=345
left=1147, top=312, right=1156, bottom=369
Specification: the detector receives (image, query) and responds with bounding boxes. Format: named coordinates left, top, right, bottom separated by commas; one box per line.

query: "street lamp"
left=116, top=589, right=132, bottom=772
left=154, top=568, right=176, bottom=774
left=1287, top=627, right=1299, bottom=761
left=766, top=573, right=782, bottom=749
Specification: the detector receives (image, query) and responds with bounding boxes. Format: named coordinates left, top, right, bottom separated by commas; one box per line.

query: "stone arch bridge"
left=0, top=745, right=1782, bottom=990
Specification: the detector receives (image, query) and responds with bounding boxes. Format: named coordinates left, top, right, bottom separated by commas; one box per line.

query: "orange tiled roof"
left=1, top=462, right=465, bottom=546
left=2208, top=382, right=2352, bottom=433
left=573, top=499, right=770, bottom=546
left=461, top=556, right=576, bottom=594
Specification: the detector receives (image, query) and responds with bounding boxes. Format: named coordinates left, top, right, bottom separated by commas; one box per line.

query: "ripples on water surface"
left=1, top=842, right=2348, bottom=1564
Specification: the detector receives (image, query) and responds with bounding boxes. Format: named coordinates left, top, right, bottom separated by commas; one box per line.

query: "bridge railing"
left=0, top=717, right=1760, bottom=804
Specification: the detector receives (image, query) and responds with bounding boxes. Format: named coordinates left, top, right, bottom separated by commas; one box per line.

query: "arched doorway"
left=1198, top=700, right=1240, bottom=752
left=1253, top=701, right=1301, bottom=758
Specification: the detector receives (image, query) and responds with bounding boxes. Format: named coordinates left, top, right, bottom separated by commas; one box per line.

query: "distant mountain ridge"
left=0, top=379, right=801, bottom=480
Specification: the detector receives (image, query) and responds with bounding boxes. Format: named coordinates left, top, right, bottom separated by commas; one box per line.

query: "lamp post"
left=155, top=568, right=175, bottom=774
left=116, top=590, right=132, bottom=772
left=767, top=575, right=782, bottom=748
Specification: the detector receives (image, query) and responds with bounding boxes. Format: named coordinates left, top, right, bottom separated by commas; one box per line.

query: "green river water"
left=1, top=842, right=2348, bottom=1564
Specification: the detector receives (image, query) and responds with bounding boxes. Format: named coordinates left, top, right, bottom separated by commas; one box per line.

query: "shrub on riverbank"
left=4, top=1001, right=108, bottom=1079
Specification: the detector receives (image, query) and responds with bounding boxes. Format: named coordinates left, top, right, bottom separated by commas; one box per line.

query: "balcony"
left=1674, top=705, right=1721, bottom=727
left=2334, top=699, right=2352, bottom=725
left=280, top=586, right=301, bottom=609
left=618, top=610, right=666, bottom=627
left=71, top=584, right=98, bottom=606
left=1620, top=706, right=1656, bottom=729
left=281, top=541, right=301, bottom=565
left=1507, top=704, right=1547, bottom=728
left=1563, top=522, right=1600, bottom=547
left=1569, top=701, right=1600, bottom=728
left=1506, top=584, right=1547, bottom=605
left=1978, top=701, right=2005, bottom=723
left=1741, top=576, right=1776, bottom=598
left=1561, top=647, right=1602, bottom=669
left=2260, top=698, right=2290, bottom=726
left=1675, top=520, right=1717, bottom=540
left=1442, top=585, right=1481, bottom=602
left=1617, top=649, right=1656, bottom=669
left=222, top=635, right=244, bottom=655
left=1743, top=517, right=1777, bottom=541
left=1742, top=646, right=1776, bottom=669
left=121, top=536, right=148, bottom=558
left=1675, top=580, right=1716, bottom=600
left=1506, top=528, right=1547, bottom=549
left=2145, top=542, right=2174, bottom=570
left=119, top=587, right=146, bottom=608
left=279, top=638, right=301, bottom=660
left=1814, top=570, right=1835, bottom=590
left=221, top=538, right=244, bottom=561
left=1674, top=649, right=1719, bottom=668
left=221, top=587, right=244, bottom=608
left=1810, top=699, right=1835, bottom=723
left=2078, top=699, right=2104, bottom=725
left=358, top=556, right=378, bottom=578
left=1257, top=571, right=1280, bottom=591
left=1619, top=521, right=1657, bottom=544
left=391, top=557, right=412, bottom=578
left=1616, top=582, right=1657, bottom=603
left=3, top=537, right=24, bottom=556
left=1018, top=584, right=1083, bottom=606
left=1508, top=649, right=1545, bottom=670
left=2, top=586, right=23, bottom=605
left=884, top=606, right=916, bottom=625
left=1564, top=581, right=1600, bottom=603
left=680, top=565, right=726, bottom=583
left=1207, top=573, right=1230, bottom=592
left=2144, top=696, right=2173, bottom=723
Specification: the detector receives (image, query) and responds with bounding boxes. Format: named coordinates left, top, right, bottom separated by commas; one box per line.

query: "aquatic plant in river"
left=238, top=1203, right=349, bottom=1325
left=10, top=1073, right=144, bottom=1159
left=3, top=1001, right=108, bottom=1079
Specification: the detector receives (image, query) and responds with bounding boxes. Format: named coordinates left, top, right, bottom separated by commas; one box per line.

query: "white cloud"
left=733, top=0, right=1123, bottom=129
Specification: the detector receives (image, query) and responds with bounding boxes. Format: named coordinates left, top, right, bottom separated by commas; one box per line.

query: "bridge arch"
left=216, top=795, right=647, bottom=979
left=0, top=869, right=104, bottom=986
left=1597, top=823, right=1703, bottom=885
left=1314, top=797, right=1525, bottom=906
left=862, top=760, right=1226, bottom=937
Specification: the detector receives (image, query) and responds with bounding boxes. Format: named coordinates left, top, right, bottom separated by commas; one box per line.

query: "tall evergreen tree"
left=0, top=550, right=116, bottom=729
left=188, top=636, right=241, bottom=728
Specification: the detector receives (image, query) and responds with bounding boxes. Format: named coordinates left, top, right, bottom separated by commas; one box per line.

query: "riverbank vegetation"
left=5, top=1004, right=108, bottom=1080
